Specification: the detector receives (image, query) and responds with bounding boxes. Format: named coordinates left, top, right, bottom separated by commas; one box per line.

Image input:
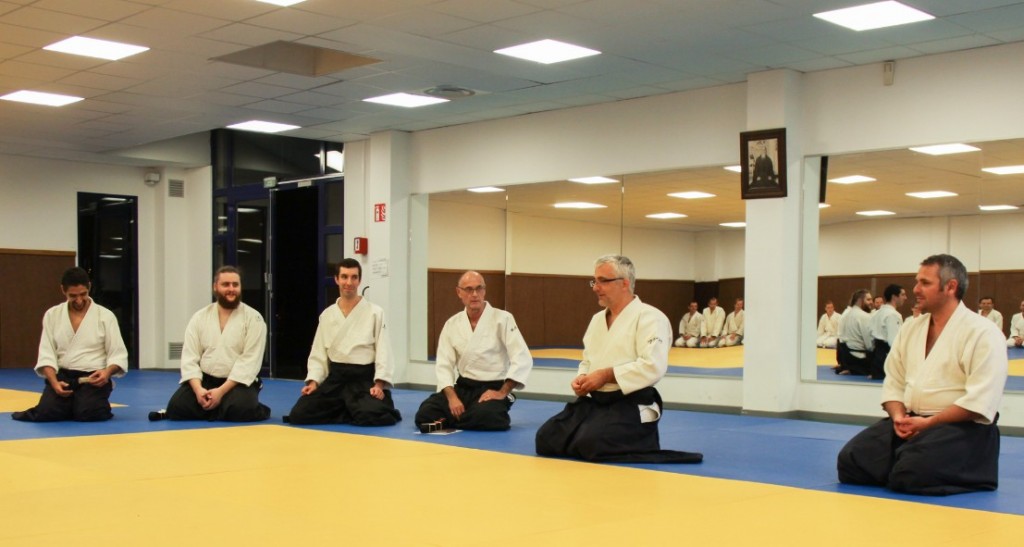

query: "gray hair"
left=595, top=254, right=636, bottom=293
left=921, top=254, right=968, bottom=300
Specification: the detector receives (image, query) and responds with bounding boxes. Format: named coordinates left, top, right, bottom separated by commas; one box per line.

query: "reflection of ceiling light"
left=237, top=207, right=261, bottom=213
left=315, top=150, right=344, bottom=173
left=495, top=39, right=600, bottom=64
left=646, top=212, right=687, bottom=219
left=982, top=165, right=1024, bottom=175
left=99, top=254, right=122, bottom=259
left=668, top=191, right=715, bottom=199
left=44, top=36, right=149, bottom=60
left=238, top=238, right=264, bottom=244
left=828, top=175, right=875, bottom=184
left=363, top=93, right=448, bottom=108
left=110, top=237, right=124, bottom=240
left=856, top=210, right=896, bottom=216
left=468, top=187, right=505, bottom=193
left=569, top=176, right=619, bottom=184
left=256, top=0, right=306, bottom=6
left=908, top=143, right=979, bottom=155
left=819, top=203, right=831, bottom=209
left=907, top=191, right=957, bottom=199
left=554, top=202, right=606, bottom=209
left=102, top=197, right=128, bottom=202
left=228, top=120, right=300, bottom=133
left=813, top=1, right=933, bottom=31
left=1, top=90, right=83, bottom=106
left=979, top=204, right=1019, bottom=211
left=723, top=165, right=742, bottom=173
left=720, top=222, right=746, bottom=228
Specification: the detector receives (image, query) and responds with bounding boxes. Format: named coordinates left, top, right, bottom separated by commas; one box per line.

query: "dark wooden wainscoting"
left=0, top=249, right=76, bottom=368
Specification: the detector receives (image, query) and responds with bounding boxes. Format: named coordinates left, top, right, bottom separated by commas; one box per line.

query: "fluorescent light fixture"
left=227, top=120, right=300, bottom=133
left=101, top=197, right=128, bottom=202
left=44, top=36, right=149, bottom=60
left=813, top=1, right=933, bottom=31
left=99, top=254, right=122, bottom=259
left=906, top=190, right=957, bottom=199
left=646, top=213, right=687, bottom=219
left=668, top=191, right=716, bottom=199
left=720, top=222, right=746, bottom=228
left=723, top=165, right=742, bottom=173
left=568, top=176, right=619, bottom=184
left=982, top=165, right=1024, bottom=175
left=978, top=204, right=1019, bottom=211
left=315, top=150, right=345, bottom=173
left=1, top=90, right=83, bottom=106
left=237, top=207, right=262, bottom=213
left=819, top=203, right=831, bottom=209
left=363, top=93, right=448, bottom=108
left=909, top=143, right=980, bottom=155
left=256, top=0, right=306, bottom=6
left=856, top=210, right=896, bottom=216
left=828, top=175, right=876, bottom=184
left=554, top=202, right=606, bottom=209
left=238, top=238, right=264, bottom=244
left=495, top=39, right=601, bottom=64
left=468, top=186, right=505, bottom=193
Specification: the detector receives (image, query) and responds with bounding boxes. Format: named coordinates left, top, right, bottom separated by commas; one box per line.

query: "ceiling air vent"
left=168, top=179, right=185, bottom=198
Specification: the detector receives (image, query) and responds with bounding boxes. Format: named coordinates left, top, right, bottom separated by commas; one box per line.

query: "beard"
left=216, top=292, right=241, bottom=309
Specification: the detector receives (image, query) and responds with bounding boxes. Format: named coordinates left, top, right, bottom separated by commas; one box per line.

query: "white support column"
left=742, top=69, right=810, bottom=414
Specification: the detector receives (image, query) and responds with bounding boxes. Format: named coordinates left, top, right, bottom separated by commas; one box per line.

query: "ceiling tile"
left=33, top=0, right=149, bottom=20
left=0, top=6, right=107, bottom=34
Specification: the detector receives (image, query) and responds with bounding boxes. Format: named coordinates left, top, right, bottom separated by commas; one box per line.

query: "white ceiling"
left=3, top=0, right=1024, bottom=166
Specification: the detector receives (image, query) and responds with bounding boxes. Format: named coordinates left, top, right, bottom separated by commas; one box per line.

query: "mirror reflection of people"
left=837, top=254, right=1008, bottom=495
left=284, top=259, right=401, bottom=426
left=152, top=266, right=270, bottom=422
left=674, top=301, right=702, bottom=348
left=834, top=290, right=873, bottom=375
left=749, top=139, right=778, bottom=188
left=699, top=297, right=725, bottom=348
left=868, top=284, right=907, bottom=380
left=1007, top=299, right=1024, bottom=348
left=978, top=296, right=1003, bottom=331
left=414, top=271, right=532, bottom=431
left=535, top=255, right=702, bottom=463
left=13, top=267, right=127, bottom=422
left=816, top=301, right=840, bottom=349
left=717, top=298, right=744, bottom=347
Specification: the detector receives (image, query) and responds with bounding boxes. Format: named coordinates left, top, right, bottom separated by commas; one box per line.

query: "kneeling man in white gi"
left=535, top=255, right=702, bottom=463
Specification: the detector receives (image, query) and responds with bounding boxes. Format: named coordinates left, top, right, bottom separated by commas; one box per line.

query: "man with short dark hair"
left=13, top=267, right=128, bottom=422
left=414, top=271, right=532, bottom=431
left=700, top=297, right=726, bottom=348
left=285, top=258, right=401, bottom=426
left=154, top=266, right=270, bottom=422
left=816, top=301, right=840, bottom=349
left=717, top=298, right=744, bottom=347
left=1007, top=299, right=1024, bottom=348
left=837, top=254, right=1008, bottom=495
left=869, top=284, right=907, bottom=380
left=978, top=296, right=1003, bottom=331
left=535, top=255, right=702, bottom=463
left=835, top=290, right=873, bottom=375
left=674, top=301, right=702, bottom=348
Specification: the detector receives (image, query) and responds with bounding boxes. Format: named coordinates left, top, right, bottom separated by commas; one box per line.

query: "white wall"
left=427, top=200, right=506, bottom=271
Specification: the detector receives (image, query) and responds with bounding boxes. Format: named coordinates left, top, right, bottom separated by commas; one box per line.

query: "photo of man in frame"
left=748, top=138, right=780, bottom=190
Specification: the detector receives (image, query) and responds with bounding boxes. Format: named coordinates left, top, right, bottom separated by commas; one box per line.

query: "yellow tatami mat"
left=0, top=387, right=124, bottom=412
left=2, top=425, right=1022, bottom=546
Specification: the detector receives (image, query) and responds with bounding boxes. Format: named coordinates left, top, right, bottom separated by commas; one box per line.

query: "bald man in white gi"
left=674, top=301, right=702, bottom=348
left=717, top=298, right=744, bottom=347
left=1007, top=299, right=1023, bottom=348
left=156, top=266, right=270, bottom=422
left=414, top=271, right=532, bottom=431
left=13, top=267, right=127, bottom=422
left=285, top=258, right=400, bottom=426
left=838, top=254, right=1007, bottom=495
left=535, top=255, right=702, bottom=463
left=816, top=301, right=840, bottom=349
left=699, top=297, right=726, bottom=348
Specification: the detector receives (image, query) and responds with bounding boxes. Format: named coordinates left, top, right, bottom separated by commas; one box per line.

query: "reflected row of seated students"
left=12, top=254, right=1011, bottom=495
left=673, top=297, right=745, bottom=348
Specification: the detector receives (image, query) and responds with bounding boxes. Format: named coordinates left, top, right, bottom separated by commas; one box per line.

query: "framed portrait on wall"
left=740, top=128, right=787, bottom=199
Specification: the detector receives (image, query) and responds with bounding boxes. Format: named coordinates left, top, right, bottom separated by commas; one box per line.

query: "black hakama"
left=12, top=369, right=114, bottom=422
left=287, top=362, right=401, bottom=426
left=414, top=377, right=513, bottom=431
left=166, top=373, right=271, bottom=422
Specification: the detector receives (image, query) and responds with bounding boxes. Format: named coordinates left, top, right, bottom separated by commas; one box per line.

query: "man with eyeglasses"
left=414, top=271, right=532, bottom=431
left=536, top=255, right=702, bottom=463
left=283, top=258, right=401, bottom=426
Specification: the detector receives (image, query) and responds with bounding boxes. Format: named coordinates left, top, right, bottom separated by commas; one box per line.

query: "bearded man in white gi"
left=717, top=298, right=744, bottom=347
left=285, top=258, right=400, bottom=426
left=13, top=267, right=128, bottom=422
left=673, top=301, right=702, bottom=348
left=868, top=284, right=907, bottom=380
left=156, top=266, right=270, bottom=422
left=816, top=301, right=840, bottom=349
left=414, top=271, right=532, bottom=431
left=837, top=254, right=1008, bottom=495
left=535, top=255, right=702, bottom=464
left=699, top=297, right=726, bottom=348
left=835, top=290, right=873, bottom=375
left=1007, top=299, right=1023, bottom=348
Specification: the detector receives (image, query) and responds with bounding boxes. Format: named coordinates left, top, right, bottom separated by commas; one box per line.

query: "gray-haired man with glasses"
left=536, top=255, right=702, bottom=463
left=415, top=271, right=532, bottom=431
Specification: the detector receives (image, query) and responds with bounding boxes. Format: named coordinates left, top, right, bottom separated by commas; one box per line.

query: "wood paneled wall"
left=427, top=269, right=505, bottom=357
left=0, top=249, right=76, bottom=368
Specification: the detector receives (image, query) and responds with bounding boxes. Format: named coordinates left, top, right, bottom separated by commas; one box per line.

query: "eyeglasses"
left=457, top=285, right=486, bottom=294
left=589, top=277, right=623, bottom=288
